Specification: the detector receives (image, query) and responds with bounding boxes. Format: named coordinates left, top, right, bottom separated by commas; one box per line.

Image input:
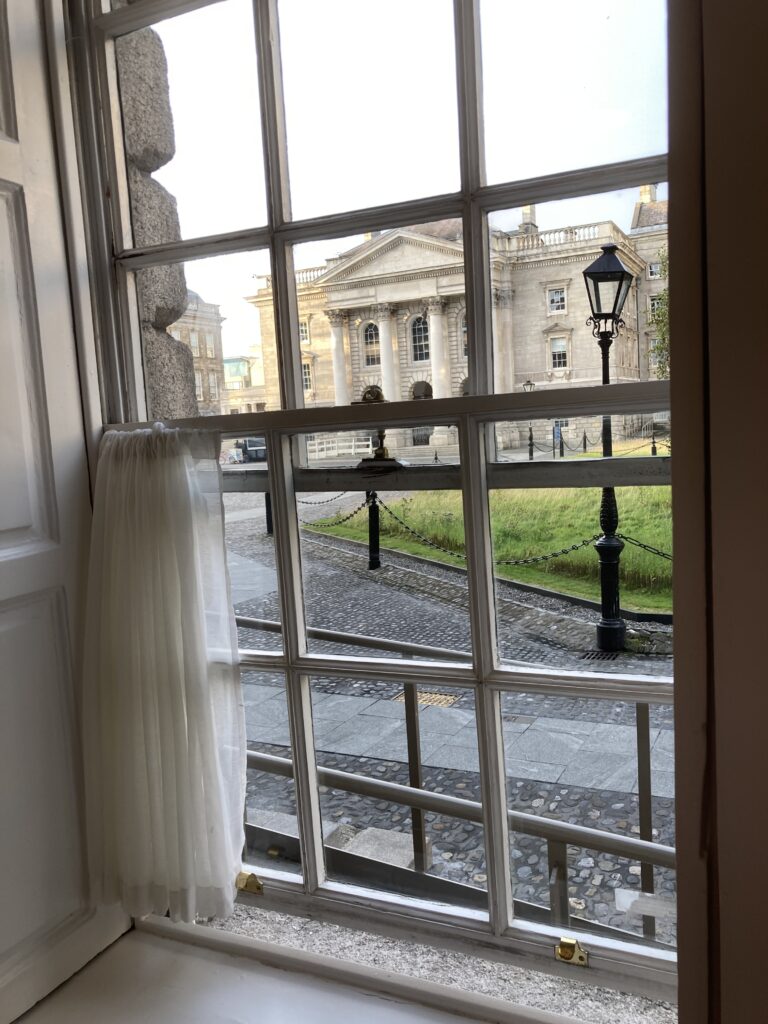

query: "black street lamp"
left=522, top=379, right=535, bottom=460
left=583, top=243, right=634, bottom=652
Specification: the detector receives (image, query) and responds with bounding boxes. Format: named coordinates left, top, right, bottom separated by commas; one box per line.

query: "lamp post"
left=522, top=379, right=535, bottom=460
left=583, top=243, right=634, bottom=652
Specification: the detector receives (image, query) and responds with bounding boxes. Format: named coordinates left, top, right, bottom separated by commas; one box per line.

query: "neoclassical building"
left=248, top=186, right=668, bottom=443
left=168, top=290, right=226, bottom=416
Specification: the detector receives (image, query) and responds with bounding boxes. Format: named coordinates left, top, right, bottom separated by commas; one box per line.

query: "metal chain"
left=617, top=534, right=673, bottom=560
left=495, top=535, right=602, bottom=565
left=296, top=491, right=349, bottom=505
left=299, top=499, right=368, bottom=529
left=376, top=497, right=467, bottom=559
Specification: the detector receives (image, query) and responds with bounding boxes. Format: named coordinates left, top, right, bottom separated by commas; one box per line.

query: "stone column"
left=493, top=287, right=515, bottom=395
left=427, top=297, right=449, bottom=399
left=374, top=303, right=398, bottom=401
left=326, top=309, right=349, bottom=406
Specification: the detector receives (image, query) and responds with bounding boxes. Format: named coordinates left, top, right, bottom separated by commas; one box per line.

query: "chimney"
left=520, top=204, right=537, bottom=234
left=639, top=184, right=658, bottom=204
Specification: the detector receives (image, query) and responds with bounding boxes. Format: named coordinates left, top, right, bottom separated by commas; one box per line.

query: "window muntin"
left=302, top=362, right=312, bottom=392
left=649, top=294, right=664, bottom=320
left=194, top=370, right=202, bottom=401
left=363, top=322, right=380, bottom=366
left=90, top=0, right=673, bottom=988
left=411, top=316, right=430, bottom=362
left=208, top=371, right=219, bottom=400
left=188, top=329, right=199, bottom=356
left=299, top=320, right=309, bottom=344
left=205, top=332, right=215, bottom=358
left=648, top=262, right=663, bottom=279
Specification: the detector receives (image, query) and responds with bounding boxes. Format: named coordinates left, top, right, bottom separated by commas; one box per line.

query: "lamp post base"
left=596, top=618, right=626, bottom=652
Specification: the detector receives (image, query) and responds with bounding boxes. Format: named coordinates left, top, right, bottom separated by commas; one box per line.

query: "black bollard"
left=560, top=433, right=565, bottom=458
left=528, top=425, right=534, bottom=461
left=265, top=491, right=273, bottom=536
left=582, top=430, right=588, bottom=453
left=367, top=490, right=380, bottom=570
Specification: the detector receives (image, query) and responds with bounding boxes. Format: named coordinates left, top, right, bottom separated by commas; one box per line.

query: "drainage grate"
left=393, top=690, right=459, bottom=708
left=580, top=651, right=620, bottom=662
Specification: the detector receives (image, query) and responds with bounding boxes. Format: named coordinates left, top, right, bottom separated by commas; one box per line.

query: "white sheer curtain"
left=82, top=425, right=245, bottom=922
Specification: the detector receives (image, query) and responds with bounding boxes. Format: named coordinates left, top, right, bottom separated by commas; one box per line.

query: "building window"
left=411, top=426, right=432, bottom=446
left=208, top=371, right=218, bottom=400
left=649, top=294, right=663, bottom=320
left=461, top=317, right=468, bottom=358
left=547, top=287, right=566, bottom=313
left=189, top=330, right=199, bottom=357
left=411, top=380, right=433, bottom=400
left=229, top=407, right=240, bottom=415
left=205, top=332, right=215, bottom=358
left=194, top=370, right=202, bottom=402
left=299, top=320, right=309, bottom=344
left=411, top=316, right=429, bottom=361
left=648, top=261, right=663, bottom=279
left=551, top=337, right=568, bottom=369
left=461, top=377, right=470, bottom=396
left=364, top=322, right=380, bottom=366
left=302, top=362, right=312, bottom=391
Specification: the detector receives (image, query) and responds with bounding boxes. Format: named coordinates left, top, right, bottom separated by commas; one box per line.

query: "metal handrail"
left=236, top=615, right=472, bottom=663
left=246, top=750, right=676, bottom=871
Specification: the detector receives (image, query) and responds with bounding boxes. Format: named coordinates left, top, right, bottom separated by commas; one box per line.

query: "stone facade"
left=168, top=291, right=226, bottom=415
left=115, top=19, right=196, bottom=418
left=247, top=192, right=667, bottom=445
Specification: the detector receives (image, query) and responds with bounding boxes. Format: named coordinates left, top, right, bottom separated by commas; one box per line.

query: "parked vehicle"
left=236, top=436, right=267, bottom=462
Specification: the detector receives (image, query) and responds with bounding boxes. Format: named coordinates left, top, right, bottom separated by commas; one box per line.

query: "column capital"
left=426, top=296, right=447, bottom=315
left=492, top=286, right=514, bottom=306
left=373, top=303, right=394, bottom=319
left=326, top=308, right=346, bottom=326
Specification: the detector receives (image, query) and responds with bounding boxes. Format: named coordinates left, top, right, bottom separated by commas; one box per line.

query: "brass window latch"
left=555, top=937, right=589, bottom=967
left=235, top=871, right=263, bottom=895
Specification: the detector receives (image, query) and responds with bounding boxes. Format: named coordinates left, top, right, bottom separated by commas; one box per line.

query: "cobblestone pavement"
left=226, top=492, right=676, bottom=948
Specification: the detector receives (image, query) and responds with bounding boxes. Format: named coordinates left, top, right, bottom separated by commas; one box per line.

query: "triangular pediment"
left=314, top=230, right=465, bottom=287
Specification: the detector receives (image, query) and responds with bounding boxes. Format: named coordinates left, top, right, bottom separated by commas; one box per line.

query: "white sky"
left=151, top=0, right=667, bottom=357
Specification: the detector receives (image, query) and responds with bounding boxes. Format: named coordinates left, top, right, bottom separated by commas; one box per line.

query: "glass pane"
left=291, top=447, right=472, bottom=659
left=243, top=671, right=301, bottom=876
left=481, top=0, right=667, bottom=184
left=311, top=677, right=487, bottom=909
left=489, top=186, right=669, bottom=395
left=224, top=476, right=283, bottom=655
left=486, top=481, right=673, bottom=670
left=134, top=250, right=278, bottom=419
left=503, top=693, right=676, bottom=947
left=115, top=0, right=267, bottom=245
left=255, top=223, right=467, bottom=409
left=278, top=0, right=460, bottom=219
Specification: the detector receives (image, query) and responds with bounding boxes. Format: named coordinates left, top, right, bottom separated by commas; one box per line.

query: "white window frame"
left=546, top=286, right=567, bottom=315
left=648, top=261, right=663, bottom=279
left=73, top=0, right=679, bottom=1001
left=301, top=361, right=312, bottom=392
left=362, top=321, right=381, bottom=367
left=411, top=315, right=430, bottom=363
left=194, top=369, right=202, bottom=402
left=188, top=328, right=199, bottom=357
left=550, top=337, right=568, bottom=369
left=205, top=331, right=215, bottom=358
left=299, top=320, right=309, bottom=344
left=208, top=370, right=218, bottom=400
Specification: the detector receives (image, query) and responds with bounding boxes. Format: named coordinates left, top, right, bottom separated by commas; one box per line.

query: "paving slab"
left=558, top=751, right=637, bottom=791
left=246, top=721, right=291, bottom=746
left=311, top=692, right=380, bottom=721
left=227, top=550, right=278, bottom=604
left=418, top=705, right=476, bottom=737
left=506, top=725, right=587, bottom=765
left=632, top=769, right=675, bottom=798
left=242, top=685, right=282, bottom=707
left=653, top=728, right=675, bottom=754
left=359, top=698, right=408, bottom=719
left=581, top=723, right=659, bottom=754
left=504, top=758, right=565, bottom=783
left=316, top=715, right=402, bottom=758
left=424, top=744, right=480, bottom=773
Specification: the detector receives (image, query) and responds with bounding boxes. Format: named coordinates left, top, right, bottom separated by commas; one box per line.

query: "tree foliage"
left=649, top=247, right=670, bottom=379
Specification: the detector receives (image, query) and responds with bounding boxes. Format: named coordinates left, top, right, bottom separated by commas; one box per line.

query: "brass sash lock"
left=235, top=871, right=263, bottom=895
left=555, top=937, right=589, bottom=967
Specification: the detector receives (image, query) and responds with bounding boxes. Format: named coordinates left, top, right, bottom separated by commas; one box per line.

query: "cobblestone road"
left=226, top=491, right=676, bottom=947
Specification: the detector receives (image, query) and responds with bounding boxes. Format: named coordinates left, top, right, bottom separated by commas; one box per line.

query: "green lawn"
left=305, top=486, right=673, bottom=613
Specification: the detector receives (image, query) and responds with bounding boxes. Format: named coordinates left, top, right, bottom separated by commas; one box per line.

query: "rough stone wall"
left=115, top=20, right=196, bottom=418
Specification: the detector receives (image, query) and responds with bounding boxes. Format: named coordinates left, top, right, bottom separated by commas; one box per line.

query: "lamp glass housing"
left=583, top=243, right=634, bottom=323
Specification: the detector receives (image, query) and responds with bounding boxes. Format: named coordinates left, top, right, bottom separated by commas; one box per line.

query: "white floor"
left=18, top=930, right=496, bottom=1024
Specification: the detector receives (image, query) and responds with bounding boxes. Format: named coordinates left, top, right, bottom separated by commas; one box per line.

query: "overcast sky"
left=150, top=0, right=667, bottom=357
